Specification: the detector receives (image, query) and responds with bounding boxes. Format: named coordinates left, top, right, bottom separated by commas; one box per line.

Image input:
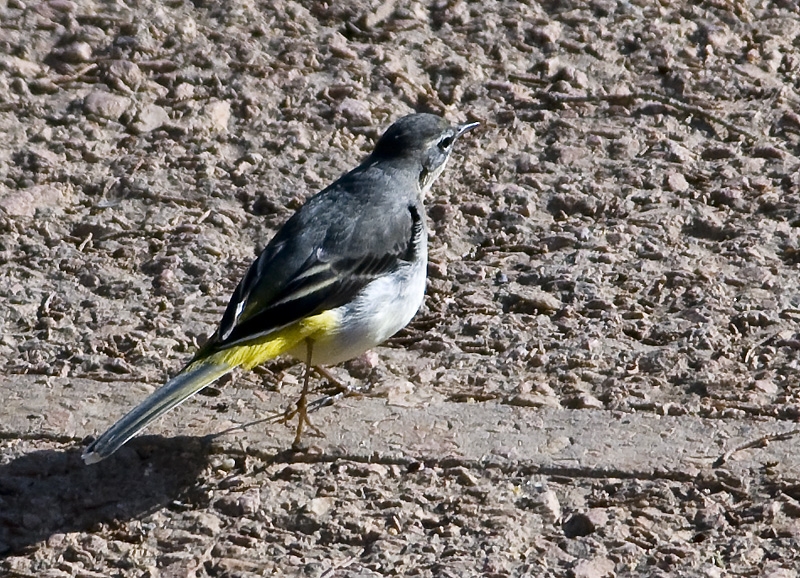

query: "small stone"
left=105, top=60, right=145, bottom=92
left=450, top=467, right=479, bottom=487
left=507, top=393, right=559, bottom=408
left=49, top=0, right=78, bottom=11
left=763, top=568, right=798, bottom=578
left=778, top=110, right=800, bottom=131
left=533, top=21, right=562, bottom=44
left=552, top=64, right=589, bottom=89
left=217, top=457, right=236, bottom=471
left=753, top=145, right=784, bottom=160
left=1, top=55, right=43, bottom=77
left=0, top=185, right=69, bottom=217
left=215, top=489, right=260, bottom=517
left=428, top=203, right=450, bottom=222
left=753, top=380, right=778, bottom=395
left=344, top=351, right=380, bottom=378
left=129, top=104, right=169, bottom=134
left=694, top=503, right=728, bottom=531
left=576, top=393, right=603, bottom=409
left=337, top=98, right=372, bottom=126
left=238, top=489, right=261, bottom=515
left=546, top=144, right=586, bottom=164
left=47, top=533, right=68, bottom=548
left=305, top=497, right=334, bottom=517
left=528, top=353, right=547, bottom=367
left=547, top=193, right=604, bottom=217
left=563, top=509, right=607, bottom=538
left=665, top=172, right=689, bottom=192
left=504, top=285, right=562, bottom=314
left=174, top=82, right=195, bottom=100
left=461, top=202, right=490, bottom=217
left=159, top=562, right=197, bottom=578
left=572, top=556, right=615, bottom=578
left=427, top=260, right=448, bottom=279
left=515, top=152, right=538, bottom=173
left=203, top=101, right=231, bottom=131
left=576, top=227, right=592, bottom=242
left=701, top=146, right=735, bottom=160
left=2, top=557, right=32, bottom=574
left=28, top=78, right=59, bottom=94
left=346, top=463, right=389, bottom=477
left=83, top=91, right=131, bottom=120
left=57, top=41, right=93, bottom=63
left=186, top=512, right=223, bottom=536
left=539, top=490, right=562, bottom=522
left=104, top=358, right=132, bottom=374
left=586, top=508, right=609, bottom=527
left=329, top=33, right=358, bottom=59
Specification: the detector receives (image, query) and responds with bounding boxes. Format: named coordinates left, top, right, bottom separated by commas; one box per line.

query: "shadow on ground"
left=0, top=436, right=213, bottom=556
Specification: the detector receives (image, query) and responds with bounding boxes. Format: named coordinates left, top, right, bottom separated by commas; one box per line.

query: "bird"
left=82, top=112, right=478, bottom=464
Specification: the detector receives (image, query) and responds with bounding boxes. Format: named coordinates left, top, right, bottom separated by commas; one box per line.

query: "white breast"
left=292, top=245, right=428, bottom=366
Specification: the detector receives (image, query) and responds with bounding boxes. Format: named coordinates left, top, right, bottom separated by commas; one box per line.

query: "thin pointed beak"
left=456, top=121, right=480, bottom=137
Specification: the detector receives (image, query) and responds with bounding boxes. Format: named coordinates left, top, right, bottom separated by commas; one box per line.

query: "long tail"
left=82, top=310, right=339, bottom=464
left=81, top=361, right=233, bottom=464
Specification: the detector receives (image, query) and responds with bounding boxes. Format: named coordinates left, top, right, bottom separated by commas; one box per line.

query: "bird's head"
left=371, top=113, right=479, bottom=193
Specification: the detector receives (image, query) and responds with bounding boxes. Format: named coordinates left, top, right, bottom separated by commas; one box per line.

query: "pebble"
left=55, top=41, right=93, bottom=63
left=572, top=556, right=615, bottom=578
left=701, top=145, right=736, bottom=160
left=665, top=172, right=689, bottom=192
left=507, top=393, right=559, bottom=408
left=346, top=463, right=389, bottom=478
left=129, top=104, right=169, bottom=133
left=533, top=21, right=562, bottom=45
left=105, top=60, right=145, bottom=92
left=202, top=100, right=231, bottom=131
left=215, top=489, right=261, bottom=517
left=504, top=286, right=562, bottom=314
left=753, top=145, right=784, bottom=160
left=186, top=512, right=223, bottom=536
left=461, top=201, right=490, bottom=217
left=1, top=55, right=42, bottom=77
left=753, top=380, right=778, bottom=395
left=694, top=503, right=728, bottom=531
left=516, top=152, right=538, bottom=173
left=173, top=82, right=195, bottom=100
left=0, top=185, right=69, bottom=217
left=305, top=497, right=334, bottom=517
left=539, top=490, right=562, bottom=522
left=563, top=509, right=608, bottom=538
left=337, top=98, right=372, bottom=126
left=83, top=91, right=131, bottom=120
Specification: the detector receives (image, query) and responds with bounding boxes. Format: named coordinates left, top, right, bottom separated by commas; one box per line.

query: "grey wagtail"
left=82, top=113, right=478, bottom=464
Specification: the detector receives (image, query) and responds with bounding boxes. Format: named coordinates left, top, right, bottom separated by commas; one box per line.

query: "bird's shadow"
left=0, top=435, right=214, bottom=557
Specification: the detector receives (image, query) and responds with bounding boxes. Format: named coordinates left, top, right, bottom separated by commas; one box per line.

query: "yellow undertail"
left=194, top=309, right=339, bottom=370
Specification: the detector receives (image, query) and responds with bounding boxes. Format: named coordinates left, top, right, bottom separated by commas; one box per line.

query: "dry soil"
left=2, top=0, right=800, bottom=576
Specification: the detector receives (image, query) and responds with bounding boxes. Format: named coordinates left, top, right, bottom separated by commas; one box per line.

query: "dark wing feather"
left=207, top=164, right=421, bottom=352
left=222, top=249, right=404, bottom=346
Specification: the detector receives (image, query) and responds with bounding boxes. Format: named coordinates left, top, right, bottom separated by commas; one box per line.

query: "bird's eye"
left=438, top=136, right=454, bottom=151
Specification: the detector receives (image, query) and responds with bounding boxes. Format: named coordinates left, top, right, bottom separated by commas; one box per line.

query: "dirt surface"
left=2, top=0, right=800, bottom=576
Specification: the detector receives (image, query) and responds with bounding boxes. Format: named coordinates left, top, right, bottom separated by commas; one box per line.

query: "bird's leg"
left=312, top=366, right=351, bottom=395
left=292, top=338, right=320, bottom=448
left=308, top=364, right=369, bottom=405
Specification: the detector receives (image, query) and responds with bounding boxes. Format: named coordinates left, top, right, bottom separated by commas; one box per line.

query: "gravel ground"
left=2, top=0, right=800, bottom=576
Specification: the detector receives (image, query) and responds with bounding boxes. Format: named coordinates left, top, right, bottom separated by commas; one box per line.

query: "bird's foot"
left=281, top=394, right=324, bottom=449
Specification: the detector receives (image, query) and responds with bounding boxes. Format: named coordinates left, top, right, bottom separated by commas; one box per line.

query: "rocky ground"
left=2, top=0, right=800, bottom=576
